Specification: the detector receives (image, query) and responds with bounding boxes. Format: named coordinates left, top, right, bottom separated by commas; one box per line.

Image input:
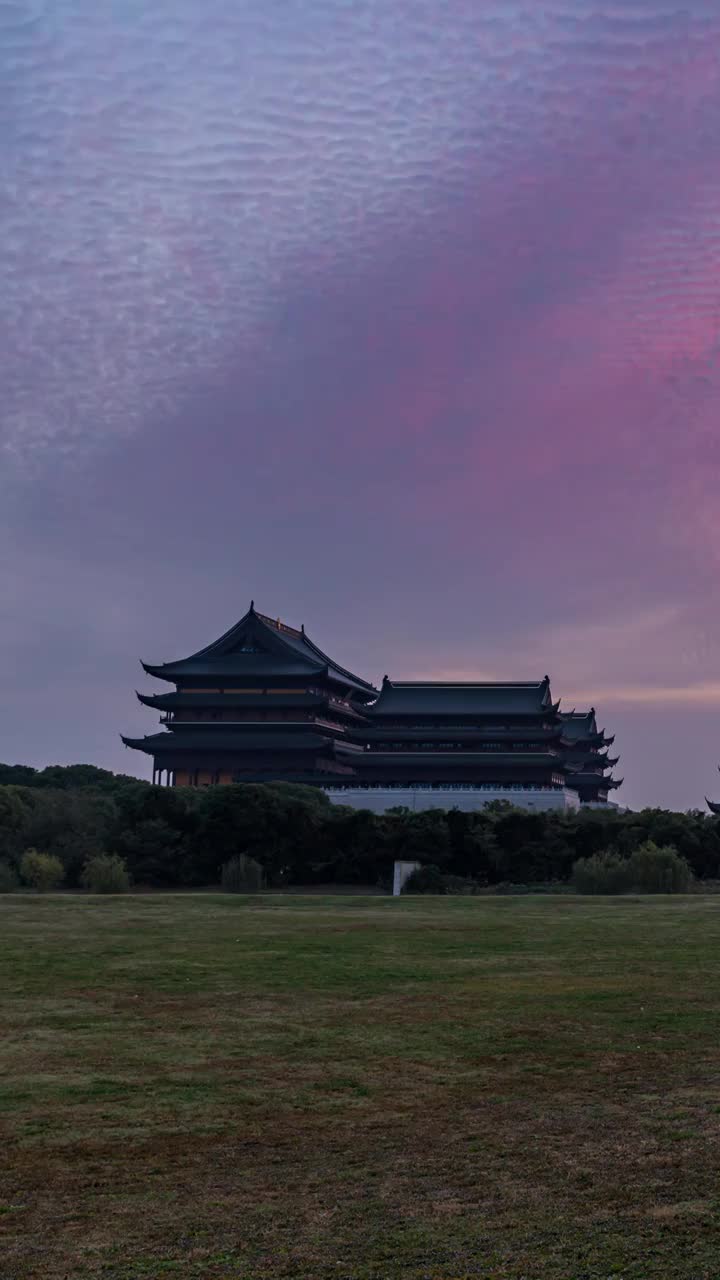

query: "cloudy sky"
left=3, top=0, right=720, bottom=810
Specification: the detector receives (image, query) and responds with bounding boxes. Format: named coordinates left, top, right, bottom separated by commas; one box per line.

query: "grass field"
left=2, top=895, right=720, bottom=1280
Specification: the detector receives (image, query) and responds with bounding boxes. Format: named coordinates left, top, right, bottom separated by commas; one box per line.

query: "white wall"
left=323, top=787, right=581, bottom=814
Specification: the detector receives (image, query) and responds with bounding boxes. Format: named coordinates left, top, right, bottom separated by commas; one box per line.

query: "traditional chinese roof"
left=367, top=677, right=558, bottom=718
left=137, top=691, right=334, bottom=711
left=568, top=772, right=623, bottom=791
left=354, top=750, right=573, bottom=768
left=362, top=725, right=564, bottom=743
left=140, top=603, right=376, bottom=697
left=562, top=750, right=619, bottom=769
left=560, top=710, right=613, bottom=745
left=121, top=730, right=362, bottom=755
left=560, top=709, right=598, bottom=736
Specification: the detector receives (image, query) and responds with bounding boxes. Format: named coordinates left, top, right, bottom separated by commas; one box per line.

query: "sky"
left=3, top=0, right=720, bottom=811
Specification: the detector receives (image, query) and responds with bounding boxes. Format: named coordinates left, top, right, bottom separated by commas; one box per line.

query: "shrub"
left=441, top=874, right=483, bottom=895
left=573, top=842, right=693, bottom=895
left=221, top=853, right=264, bottom=893
left=81, top=853, right=131, bottom=894
left=401, top=864, right=447, bottom=895
left=0, top=861, right=19, bottom=893
left=20, top=848, right=64, bottom=892
left=624, top=841, right=693, bottom=893
left=572, top=851, right=630, bottom=895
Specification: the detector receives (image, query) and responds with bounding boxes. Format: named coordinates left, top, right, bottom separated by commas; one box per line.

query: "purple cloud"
left=3, top=1, right=720, bottom=810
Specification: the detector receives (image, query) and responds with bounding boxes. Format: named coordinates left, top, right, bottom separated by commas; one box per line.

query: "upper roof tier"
left=141, top=604, right=377, bottom=697
left=367, top=677, right=559, bottom=718
left=560, top=710, right=614, bottom=748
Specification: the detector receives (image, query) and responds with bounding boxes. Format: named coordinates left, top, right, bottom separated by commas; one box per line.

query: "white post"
left=393, top=860, right=421, bottom=896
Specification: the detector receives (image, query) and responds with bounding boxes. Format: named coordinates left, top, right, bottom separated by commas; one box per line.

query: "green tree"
left=489, top=810, right=574, bottom=883
left=221, top=853, right=264, bottom=893
left=0, top=764, right=38, bottom=787
left=114, top=819, right=190, bottom=885
left=0, top=786, right=36, bottom=863
left=382, top=810, right=451, bottom=868
left=22, top=788, right=116, bottom=885
left=312, top=808, right=387, bottom=884
left=0, top=861, right=19, bottom=892
left=191, top=784, right=325, bottom=885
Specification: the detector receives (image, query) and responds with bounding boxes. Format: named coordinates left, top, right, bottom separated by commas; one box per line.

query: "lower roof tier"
left=122, top=730, right=362, bottom=755
left=137, top=690, right=366, bottom=717
left=353, top=750, right=574, bottom=769
left=361, top=726, right=567, bottom=743
left=568, top=772, right=623, bottom=790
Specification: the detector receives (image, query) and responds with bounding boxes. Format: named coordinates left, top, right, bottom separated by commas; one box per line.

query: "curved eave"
left=141, top=661, right=176, bottom=684
left=121, top=734, right=160, bottom=754
left=122, top=730, right=346, bottom=753
left=136, top=691, right=336, bottom=711
left=570, top=774, right=622, bottom=790
left=563, top=753, right=619, bottom=769
left=707, top=799, right=720, bottom=815
left=141, top=658, right=327, bottom=682
left=137, top=691, right=171, bottom=708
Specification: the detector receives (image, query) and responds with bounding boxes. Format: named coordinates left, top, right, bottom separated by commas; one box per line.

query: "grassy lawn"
left=2, top=895, right=720, bottom=1279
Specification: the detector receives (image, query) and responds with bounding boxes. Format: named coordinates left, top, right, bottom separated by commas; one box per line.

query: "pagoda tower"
left=122, top=603, right=376, bottom=786
left=559, top=709, right=622, bottom=804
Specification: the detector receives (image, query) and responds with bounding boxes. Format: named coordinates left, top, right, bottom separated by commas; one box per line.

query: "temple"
left=121, top=604, right=376, bottom=787
left=122, top=604, right=622, bottom=811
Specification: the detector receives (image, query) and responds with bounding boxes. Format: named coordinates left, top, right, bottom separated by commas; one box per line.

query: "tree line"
left=1, top=763, right=720, bottom=890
